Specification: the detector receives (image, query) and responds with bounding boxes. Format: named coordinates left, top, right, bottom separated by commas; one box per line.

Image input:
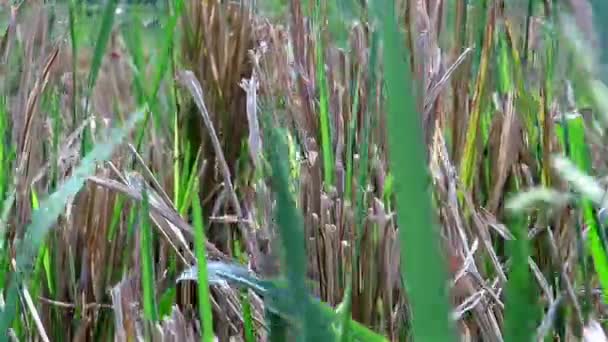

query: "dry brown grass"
left=180, top=0, right=254, bottom=256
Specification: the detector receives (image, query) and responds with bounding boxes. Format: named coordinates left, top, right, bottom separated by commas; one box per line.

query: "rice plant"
left=2, top=0, right=608, bottom=341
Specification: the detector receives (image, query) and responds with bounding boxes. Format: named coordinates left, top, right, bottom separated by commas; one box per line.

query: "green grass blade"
left=139, top=186, right=158, bottom=322
left=459, top=5, right=494, bottom=192
left=344, top=72, right=360, bottom=200
left=80, top=0, right=119, bottom=155
left=0, top=96, right=13, bottom=207
left=87, top=0, right=118, bottom=92
left=151, top=0, right=183, bottom=97
left=179, top=151, right=201, bottom=216
left=552, top=156, right=608, bottom=302
left=173, top=101, right=181, bottom=205
left=134, top=0, right=184, bottom=151
left=178, top=261, right=388, bottom=342
left=339, top=29, right=379, bottom=342
left=107, top=196, right=124, bottom=242
left=371, top=0, right=455, bottom=340
left=242, top=291, right=256, bottom=342
left=556, top=113, right=608, bottom=311
left=264, top=120, right=315, bottom=339
left=497, top=31, right=513, bottom=94
left=176, top=142, right=192, bottom=212
left=122, top=14, right=147, bottom=107
left=191, top=188, right=215, bottom=342
left=314, top=0, right=334, bottom=188
left=503, top=212, right=537, bottom=341
left=49, top=89, right=62, bottom=189
left=68, top=0, right=79, bottom=126
left=555, top=114, right=596, bottom=316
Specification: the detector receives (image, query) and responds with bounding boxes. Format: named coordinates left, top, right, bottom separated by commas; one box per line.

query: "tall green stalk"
left=192, top=189, right=215, bottom=342
left=371, top=0, right=455, bottom=340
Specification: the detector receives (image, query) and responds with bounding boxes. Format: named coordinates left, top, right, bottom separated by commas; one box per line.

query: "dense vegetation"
left=2, top=0, right=608, bottom=341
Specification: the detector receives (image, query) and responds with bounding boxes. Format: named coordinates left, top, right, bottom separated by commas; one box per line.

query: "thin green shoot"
left=139, top=185, right=158, bottom=323
left=242, top=291, right=256, bottom=342
left=313, top=0, right=334, bottom=188
left=339, top=29, right=378, bottom=342
left=191, top=186, right=215, bottom=342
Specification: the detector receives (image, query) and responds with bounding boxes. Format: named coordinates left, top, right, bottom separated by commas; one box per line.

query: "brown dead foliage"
left=179, top=0, right=255, bottom=257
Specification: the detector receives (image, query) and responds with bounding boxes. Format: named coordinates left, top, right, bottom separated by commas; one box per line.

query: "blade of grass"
left=68, top=0, right=79, bottom=127
left=0, top=187, right=15, bottom=292
left=552, top=155, right=608, bottom=304
left=139, top=185, right=158, bottom=323
left=122, top=14, right=147, bottom=107
left=49, top=89, right=62, bottom=190
left=314, top=0, right=334, bottom=188
left=555, top=112, right=597, bottom=318
left=503, top=211, right=538, bottom=341
left=370, top=0, right=455, bottom=340
left=178, top=261, right=388, bottom=341
left=344, top=71, right=360, bottom=201
left=0, top=96, right=13, bottom=210
left=81, top=0, right=119, bottom=154
left=242, top=291, right=256, bottom=342
left=86, top=0, right=118, bottom=93
left=173, top=96, right=181, bottom=205
left=134, top=0, right=184, bottom=151
left=460, top=3, right=495, bottom=192
left=263, top=117, right=320, bottom=340
left=178, top=149, right=201, bottom=216
left=192, top=186, right=215, bottom=342
left=0, top=108, right=145, bottom=335
left=339, top=28, right=379, bottom=342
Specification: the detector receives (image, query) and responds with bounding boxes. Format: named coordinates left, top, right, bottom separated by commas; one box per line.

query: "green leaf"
left=370, top=0, right=455, bottom=340
left=192, top=188, right=215, bottom=342
left=504, top=213, right=537, bottom=341
left=177, top=261, right=387, bottom=342
left=87, top=0, right=119, bottom=92
left=139, top=185, right=158, bottom=322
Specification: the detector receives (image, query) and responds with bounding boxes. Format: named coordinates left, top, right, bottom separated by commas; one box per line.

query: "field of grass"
left=2, top=0, right=608, bottom=341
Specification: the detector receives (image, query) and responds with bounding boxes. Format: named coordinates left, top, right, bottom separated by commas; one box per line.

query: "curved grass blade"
left=0, top=108, right=145, bottom=335
left=177, top=262, right=387, bottom=342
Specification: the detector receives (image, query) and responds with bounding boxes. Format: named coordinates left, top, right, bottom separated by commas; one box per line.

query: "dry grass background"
left=2, top=0, right=608, bottom=341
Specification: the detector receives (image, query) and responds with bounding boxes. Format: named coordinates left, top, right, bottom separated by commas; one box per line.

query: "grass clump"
left=4, top=0, right=608, bottom=341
